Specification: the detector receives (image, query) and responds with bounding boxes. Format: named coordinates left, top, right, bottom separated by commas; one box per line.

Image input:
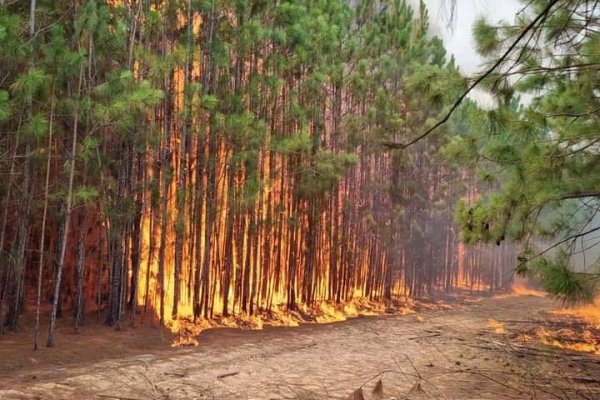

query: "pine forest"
left=1, top=1, right=599, bottom=399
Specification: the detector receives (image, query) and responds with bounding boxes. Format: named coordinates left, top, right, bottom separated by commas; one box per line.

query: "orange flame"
left=168, top=298, right=392, bottom=347
left=511, top=280, right=546, bottom=297
left=551, top=296, right=600, bottom=329
left=495, top=278, right=547, bottom=299
left=487, top=319, right=506, bottom=334
left=534, top=326, right=599, bottom=355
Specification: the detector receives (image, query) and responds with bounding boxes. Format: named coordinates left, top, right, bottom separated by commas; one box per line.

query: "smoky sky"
left=421, top=0, right=523, bottom=75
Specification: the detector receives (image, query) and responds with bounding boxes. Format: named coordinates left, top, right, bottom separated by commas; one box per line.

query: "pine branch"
left=527, top=226, right=600, bottom=262
left=559, top=191, right=600, bottom=200
left=382, top=0, right=561, bottom=150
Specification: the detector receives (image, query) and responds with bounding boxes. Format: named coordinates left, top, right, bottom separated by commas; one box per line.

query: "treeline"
left=0, top=0, right=515, bottom=348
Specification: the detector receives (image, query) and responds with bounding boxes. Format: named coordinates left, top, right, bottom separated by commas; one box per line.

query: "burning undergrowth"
left=550, top=296, right=600, bottom=329
left=534, top=296, right=600, bottom=355
left=168, top=297, right=444, bottom=347
left=488, top=299, right=600, bottom=355
left=493, top=278, right=547, bottom=300
left=486, top=281, right=600, bottom=355
left=516, top=323, right=600, bottom=355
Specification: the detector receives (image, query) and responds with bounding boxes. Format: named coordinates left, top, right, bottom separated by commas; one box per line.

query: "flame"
left=533, top=326, right=600, bottom=355
left=168, top=298, right=393, bottom=347
left=511, top=280, right=546, bottom=297
left=500, top=283, right=600, bottom=355
left=494, top=278, right=547, bottom=299
left=487, top=319, right=506, bottom=334
left=550, top=296, right=600, bottom=329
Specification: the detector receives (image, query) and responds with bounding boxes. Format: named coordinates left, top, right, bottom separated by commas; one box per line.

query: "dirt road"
left=1, top=294, right=599, bottom=399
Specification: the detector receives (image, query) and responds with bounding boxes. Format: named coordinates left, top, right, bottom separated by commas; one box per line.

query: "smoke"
left=406, top=0, right=444, bottom=37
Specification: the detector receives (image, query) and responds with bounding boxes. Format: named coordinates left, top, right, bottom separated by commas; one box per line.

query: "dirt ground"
left=1, top=293, right=599, bottom=400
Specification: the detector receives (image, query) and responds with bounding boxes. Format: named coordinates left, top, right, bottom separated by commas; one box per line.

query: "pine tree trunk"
left=6, top=163, right=32, bottom=331
left=172, top=0, right=194, bottom=319
left=0, top=118, right=23, bottom=336
left=34, top=83, right=54, bottom=350
left=129, top=157, right=144, bottom=324
left=74, top=212, right=85, bottom=332
left=47, top=64, right=84, bottom=348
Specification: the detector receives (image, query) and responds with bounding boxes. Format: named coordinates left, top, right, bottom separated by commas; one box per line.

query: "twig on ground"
left=217, top=371, right=239, bottom=379
left=97, top=395, right=144, bottom=400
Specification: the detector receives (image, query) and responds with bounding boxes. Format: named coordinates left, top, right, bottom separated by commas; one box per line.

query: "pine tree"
left=449, top=0, right=600, bottom=301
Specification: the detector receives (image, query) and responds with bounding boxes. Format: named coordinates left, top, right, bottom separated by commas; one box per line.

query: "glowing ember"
left=487, top=319, right=506, bottom=334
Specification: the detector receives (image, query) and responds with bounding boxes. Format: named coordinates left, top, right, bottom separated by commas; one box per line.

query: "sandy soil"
left=1, top=294, right=599, bottom=400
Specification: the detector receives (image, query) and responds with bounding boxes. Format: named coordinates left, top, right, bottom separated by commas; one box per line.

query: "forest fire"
left=494, top=278, right=547, bottom=299
left=0, top=0, right=526, bottom=351
left=550, top=296, right=600, bottom=329
left=492, top=280, right=600, bottom=355
left=495, top=290, right=600, bottom=355
left=510, top=281, right=547, bottom=298
left=166, top=298, right=393, bottom=347
left=517, top=325, right=600, bottom=355
left=3, top=1, right=600, bottom=398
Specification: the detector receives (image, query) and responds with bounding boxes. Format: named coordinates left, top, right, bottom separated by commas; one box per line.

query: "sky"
left=421, top=0, right=523, bottom=75
left=411, top=0, right=524, bottom=106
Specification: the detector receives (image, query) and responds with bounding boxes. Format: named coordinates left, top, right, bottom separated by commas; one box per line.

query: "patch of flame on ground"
left=550, top=296, right=600, bottom=329
left=494, top=279, right=547, bottom=299
left=487, top=319, right=506, bottom=334
left=167, top=298, right=423, bottom=347
left=517, top=325, right=600, bottom=355
left=536, top=326, right=600, bottom=355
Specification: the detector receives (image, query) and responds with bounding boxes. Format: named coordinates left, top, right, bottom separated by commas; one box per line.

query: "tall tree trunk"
left=47, top=64, right=84, bottom=348
left=172, top=0, right=194, bottom=319
left=74, top=212, right=86, bottom=332
left=34, top=85, right=54, bottom=349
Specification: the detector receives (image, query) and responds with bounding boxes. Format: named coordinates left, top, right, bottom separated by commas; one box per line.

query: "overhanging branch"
left=382, top=0, right=560, bottom=150
left=560, top=191, right=600, bottom=200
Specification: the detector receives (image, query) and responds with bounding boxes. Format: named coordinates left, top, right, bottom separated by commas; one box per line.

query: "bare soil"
left=1, top=294, right=599, bottom=400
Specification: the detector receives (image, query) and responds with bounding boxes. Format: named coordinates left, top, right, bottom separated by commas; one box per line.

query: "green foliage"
left=0, top=90, right=10, bottom=121
left=73, top=185, right=99, bottom=206
left=10, top=68, right=51, bottom=103
left=25, top=113, right=49, bottom=140
left=0, top=11, right=27, bottom=62
left=451, top=0, right=600, bottom=301
left=472, top=18, right=499, bottom=56
left=272, top=131, right=311, bottom=155
left=519, top=250, right=596, bottom=303
left=296, top=151, right=358, bottom=198
left=93, top=71, right=163, bottom=132
left=201, top=94, right=218, bottom=110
